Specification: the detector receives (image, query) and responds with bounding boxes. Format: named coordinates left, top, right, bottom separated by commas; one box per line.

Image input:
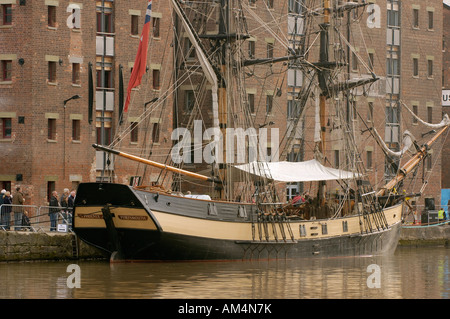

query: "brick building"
left=0, top=0, right=174, bottom=206
left=298, top=0, right=445, bottom=210
left=0, top=1, right=445, bottom=210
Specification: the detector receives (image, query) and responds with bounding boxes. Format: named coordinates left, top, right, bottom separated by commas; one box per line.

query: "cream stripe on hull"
left=74, top=203, right=403, bottom=242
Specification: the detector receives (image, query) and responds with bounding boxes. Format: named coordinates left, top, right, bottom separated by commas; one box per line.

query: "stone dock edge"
left=0, top=231, right=107, bottom=262
left=0, top=225, right=449, bottom=262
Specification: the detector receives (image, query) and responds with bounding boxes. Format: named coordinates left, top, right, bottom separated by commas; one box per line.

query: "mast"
left=217, top=0, right=229, bottom=200
left=317, top=0, right=331, bottom=205
left=376, top=125, right=449, bottom=197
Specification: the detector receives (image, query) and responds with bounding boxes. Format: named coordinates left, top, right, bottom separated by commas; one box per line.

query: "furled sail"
left=233, top=159, right=357, bottom=182
left=372, top=128, right=415, bottom=158
left=401, top=101, right=450, bottom=129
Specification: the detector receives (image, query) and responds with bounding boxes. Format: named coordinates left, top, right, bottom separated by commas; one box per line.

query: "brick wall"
left=0, top=1, right=446, bottom=208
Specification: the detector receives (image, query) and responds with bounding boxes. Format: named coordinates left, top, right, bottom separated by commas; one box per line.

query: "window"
left=152, top=69, right=160, bottom=90
left=152, top=122, right=160, bottom=143
left=48, top=61, right=57, bottom=83
left=265, top=0, right=274, bottom=9
left=72, top=119, right=80, bottom=141
left=387, top=9, right=399, bottom=27
left=427, top=106, right=432, bottom=123
left=248, top=41, right=255, bottom=59
left=387, top=57, right=399, bottom=76
left=48, top=119, right=56, bottom=140
left=47, top=181, right=56, bottom=203
left=288, top=0, right=302, bottom=14
left=352, top=52, right=358, bottom=71
left=267, top=42, right=274, bottom=59
left=266, top=95, right=273, bottom=114
left=368, top=52, right=374, bottom=71
left=412, top=105, right=418, bottom=124
left=386, top=106, right=398, bottom=124
left=96, top=127, right=112, bottom=145
left=334, top=150, right=340, bottom=168
left=1, top=181, right=11, bottom=192
left=413, top=58, right=419, bottom=77
left=1, top=60, right=12, bottom=81
left=152, top=17, right=160, bottom=38
left=427, top=59, right=433, bottom=78
left=367, top=150, right=373, bottom=169
left=288, top=68, right=303, bottom=87
left=352, top=100, right=357, bottom=120
left=96, top=69, right=113, bottom=89
left=130, top=122, right=138, bottom=143
left=72, top=63, right=80, bottom=85
left=96, top=10, right=113, bottom=33
left=412, top=9, right=419, bottom=28
left=248, top=93, right=255, bottom=114
left=185, top=90, right=195, bottom=112
left=367, top=102, right=373, bottom=122
left=428, top=11, right=433, bottom=30
left=131, top=15, right=139, bottom=35
left=287, top=100, right=297, bottom=119
left=2, top=118, right=11, bottom=139
left=48, top=5, right=56, bottom=28
left=2, top=4, right=12, bottom=25
left=426, top=154, right=432, bottom=170
left=185, top=39, right=196, bottom=59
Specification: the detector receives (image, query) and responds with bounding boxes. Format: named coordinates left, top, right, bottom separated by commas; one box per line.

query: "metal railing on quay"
left=0, top=204, right=73, bottom=233
left=403, top=204, right=450, bottom=226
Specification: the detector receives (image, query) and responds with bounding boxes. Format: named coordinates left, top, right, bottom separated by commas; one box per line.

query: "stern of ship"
left=73, top=182, right=161, bottom=260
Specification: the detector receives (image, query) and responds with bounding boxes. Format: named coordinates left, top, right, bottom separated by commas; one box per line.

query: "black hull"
left=75, top=223, right=401, bottom=261
left=73, top=183, right=402, bottom=262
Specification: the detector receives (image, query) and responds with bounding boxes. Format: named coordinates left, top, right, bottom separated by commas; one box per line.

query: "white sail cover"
left=233, top=159, right=358, bottom=182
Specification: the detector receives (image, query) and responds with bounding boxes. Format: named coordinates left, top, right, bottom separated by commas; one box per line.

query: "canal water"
left=0, top=246, right=448, bottom=299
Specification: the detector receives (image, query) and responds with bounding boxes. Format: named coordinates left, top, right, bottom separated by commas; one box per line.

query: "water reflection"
left=0, top=246, right=448, bottom=299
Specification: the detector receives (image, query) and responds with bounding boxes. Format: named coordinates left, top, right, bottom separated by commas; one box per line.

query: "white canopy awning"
left=233, top=159, right=358, bottom=182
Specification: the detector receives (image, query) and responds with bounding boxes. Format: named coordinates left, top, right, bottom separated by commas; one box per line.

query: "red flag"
left=124, top=0, right=152, bottom=112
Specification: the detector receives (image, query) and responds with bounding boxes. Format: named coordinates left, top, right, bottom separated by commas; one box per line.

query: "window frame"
left=72, top=119, right=81, bottom=141
left=48, top=61, right=57, bottom=83
left=152, top=69, right=160, bottom=90
left=1, top=60, right=12, bottom=81
left=2, top=118, right=12, bottom=139
left=72, top=63, right=80, bottom=85
left=48, top=118, right=57, bottom=141
left=131, top=14, right=139, bottom=36
left=152, top=17, right=160, bottom=38
left=412, top=8, right=419, bottom=29
left=48, top=5, right=57, bottom=28
left=130, top=122, right=139, bottom=143
left=2, top=4, right=12, bottom=26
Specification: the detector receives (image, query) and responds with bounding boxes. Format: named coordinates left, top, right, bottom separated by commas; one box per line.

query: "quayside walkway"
left=0, top=204, right=106, bottom=262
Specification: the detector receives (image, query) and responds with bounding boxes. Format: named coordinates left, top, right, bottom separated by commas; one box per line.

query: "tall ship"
left=73, top=0, right=448, bottom=261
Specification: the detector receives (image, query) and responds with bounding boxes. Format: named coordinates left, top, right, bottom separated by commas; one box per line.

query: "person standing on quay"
left=12, top=186, right=24, bottom=231
left=1, top=191, right=12, bottom=230
left=49, top=191, right=60, bottom=232
left=0, top=189, right=5, bottom=227
left=67, top=190, right=76, bottom=230
left=60, top=188, right=70, bottom=225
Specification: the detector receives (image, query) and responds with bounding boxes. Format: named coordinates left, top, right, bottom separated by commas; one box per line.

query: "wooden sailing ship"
left=73, top=0, right=448, bottom=261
